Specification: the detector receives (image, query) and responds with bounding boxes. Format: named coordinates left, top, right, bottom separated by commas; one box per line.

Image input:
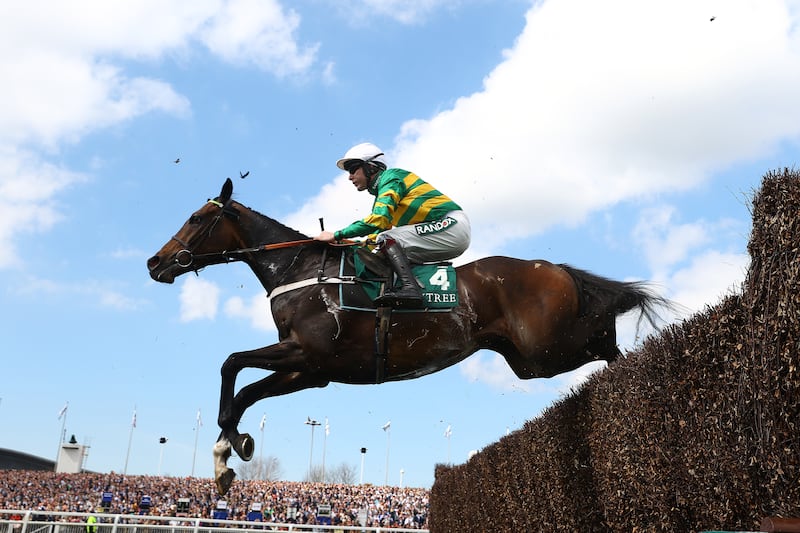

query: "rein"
left=198, top=238, right=356, bottom=261
left=171, top=198, right=362, bottom=298
left=177, top=237, right=336, bottom=266
left=222, top=238, right=316, bottom=255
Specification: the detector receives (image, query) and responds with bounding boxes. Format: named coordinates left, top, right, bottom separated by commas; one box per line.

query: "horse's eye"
left=189, top=214, right=202, bottom=224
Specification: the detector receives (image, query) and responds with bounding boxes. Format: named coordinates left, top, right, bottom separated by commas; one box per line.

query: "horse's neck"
left=239, top=207, right=320, bottom=293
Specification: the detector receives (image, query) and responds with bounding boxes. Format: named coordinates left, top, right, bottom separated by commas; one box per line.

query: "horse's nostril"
left=147, top=255, right=160, bottom=270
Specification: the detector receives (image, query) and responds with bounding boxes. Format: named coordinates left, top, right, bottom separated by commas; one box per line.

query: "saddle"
left=338, top=247, right=459, bottom=311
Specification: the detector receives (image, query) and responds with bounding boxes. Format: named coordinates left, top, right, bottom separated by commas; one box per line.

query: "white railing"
left=0, top=511, right=428, bottom=533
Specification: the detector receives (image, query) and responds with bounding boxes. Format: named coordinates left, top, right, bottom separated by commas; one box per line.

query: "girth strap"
left=374, top=306, right=392, bottom=384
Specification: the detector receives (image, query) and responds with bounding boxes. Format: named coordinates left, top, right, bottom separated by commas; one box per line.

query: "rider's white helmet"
left=336, top=142, right=387, bottom=171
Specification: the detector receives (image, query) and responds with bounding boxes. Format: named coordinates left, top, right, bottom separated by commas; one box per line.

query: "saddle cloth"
left=338, top=248, right=459, bottom=311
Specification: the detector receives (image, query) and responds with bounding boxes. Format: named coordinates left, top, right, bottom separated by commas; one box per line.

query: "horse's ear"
left=220, top=178, right=233, bottom=202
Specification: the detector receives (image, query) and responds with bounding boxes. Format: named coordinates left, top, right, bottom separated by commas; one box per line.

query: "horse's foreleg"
left=215, top=339, right=314, bottom=495
left=222, top=370, right=327, bottom=461
left=217, top=340, right=303, bottom=443
left=213, top=371, right=325, bottom=495
left=231, top=371, right=329, bottom=419
left=212, top=431, right=257, bottom=495
left=212, top=436, right=235, bottom=495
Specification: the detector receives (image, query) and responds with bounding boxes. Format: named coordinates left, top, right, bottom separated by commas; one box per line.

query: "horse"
left=147, top=178, right=670, bottom=495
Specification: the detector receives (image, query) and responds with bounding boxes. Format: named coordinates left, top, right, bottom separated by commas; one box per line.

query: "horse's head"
left=147, top=178, right=242, bottom=283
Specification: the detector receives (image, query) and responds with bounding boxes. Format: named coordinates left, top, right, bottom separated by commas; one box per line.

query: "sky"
left=2, top=0, right=799, bottom=493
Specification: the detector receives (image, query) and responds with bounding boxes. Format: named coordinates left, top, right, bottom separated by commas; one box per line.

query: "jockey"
left=314, top=142, right=471, bottom=308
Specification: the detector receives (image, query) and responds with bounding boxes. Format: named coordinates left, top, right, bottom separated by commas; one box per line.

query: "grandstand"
left=0, top=448, right=54, bottom=471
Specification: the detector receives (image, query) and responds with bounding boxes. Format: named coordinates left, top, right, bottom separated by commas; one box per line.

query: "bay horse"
left=147, top=178, right=669, bottom=494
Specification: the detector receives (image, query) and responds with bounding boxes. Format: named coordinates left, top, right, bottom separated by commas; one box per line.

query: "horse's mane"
left=235, top=199, right=310, bottom=241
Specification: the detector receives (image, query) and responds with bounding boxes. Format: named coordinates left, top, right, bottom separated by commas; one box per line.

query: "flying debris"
left=239, top=170, right=250, bottom=179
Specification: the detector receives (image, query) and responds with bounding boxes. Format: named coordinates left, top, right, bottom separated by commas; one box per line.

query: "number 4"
left=429, top=267, right=450, bottom=291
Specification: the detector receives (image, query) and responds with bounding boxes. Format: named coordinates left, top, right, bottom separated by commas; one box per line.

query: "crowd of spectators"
left=0, top=470, right=429, bottom=529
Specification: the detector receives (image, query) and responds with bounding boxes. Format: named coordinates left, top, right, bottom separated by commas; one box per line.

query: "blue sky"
left=2, top=0, right=799, bottom=490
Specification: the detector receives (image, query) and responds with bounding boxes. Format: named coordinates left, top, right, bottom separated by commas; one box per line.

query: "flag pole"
left=191, top=409, right=201, bottom=477
left=123, top=407, right=136, bottom=475
left=322, top=417, right=329, bottom=483
left=55, top=402, right=68, bottom=471
left=444, top=425, right=452, bottom=464
left=259, top=413, right=266, bottom=479
left=382, top=421, right=391, bottom=486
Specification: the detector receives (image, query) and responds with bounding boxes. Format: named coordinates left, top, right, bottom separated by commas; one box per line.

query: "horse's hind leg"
left=579, top=313, right=621, bottom=363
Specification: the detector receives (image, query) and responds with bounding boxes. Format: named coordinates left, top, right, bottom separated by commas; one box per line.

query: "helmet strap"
left=365, top=163, right=383, bottom=188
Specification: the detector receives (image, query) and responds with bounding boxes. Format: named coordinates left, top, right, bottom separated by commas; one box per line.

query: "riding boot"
left=374, top=240, right=424, bottom=308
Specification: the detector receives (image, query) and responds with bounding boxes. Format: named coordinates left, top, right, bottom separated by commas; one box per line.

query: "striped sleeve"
left=334, top=168, right=460, bottom=239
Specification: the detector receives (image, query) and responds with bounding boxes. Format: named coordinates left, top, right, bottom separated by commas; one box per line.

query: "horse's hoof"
left=215, top=468, right=236, bottom=495
left=233, top=433, right=255, bottom=461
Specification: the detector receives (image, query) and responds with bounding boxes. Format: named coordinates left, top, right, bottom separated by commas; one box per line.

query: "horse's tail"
left=558, top=264, right=672, bottom=331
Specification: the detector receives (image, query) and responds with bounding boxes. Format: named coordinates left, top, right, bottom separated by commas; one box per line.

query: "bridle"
left=169, top=198, right=243, bottom=267
left=169, top=198, right=342, bottom=269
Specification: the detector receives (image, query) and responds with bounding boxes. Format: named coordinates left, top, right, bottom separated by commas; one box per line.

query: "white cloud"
left=109, top=247, right=147, bottom=260
left=666, top=250, right=749, bottom=314
left=200, top=0, right=319, bottom=77
left=628, top=204, right=750, bottom=313
left=0, top=1, right=316, bottom=74
left=11, top=275, right=144, bottom=311
left=632, top=205, right=714, bottom=275
left=288, top=0, right=797, bottom=392
left=321, top=61, right=337, bottom=86
left=284, top=175, right=367, bottom=236
left=340, top=0, right=456, bottom=24
left=0, top=12, right=194, bottom=147
left=0, top=0, right=320, bottom=148
left=612, top=248, right=748, bottom=349
left=0, top=0, right=321, bottom=272
left=224, top=294, right=277, bottom=332
left=0, top=1, right=210, bottom=60
left=460, top=352, right=527, bottom=391
left=393, top=0, right=800, bottom=243
left=283, top=1, right=792, bottom=397
left=179, top=276, right=220, bottom=322
left=0, top=148, right=87, bottom=268
left=2, top=55, right=190, bottom=147
left=97, top=289, right=143, bottom=311
left=298, top=0, right=800, bottom=251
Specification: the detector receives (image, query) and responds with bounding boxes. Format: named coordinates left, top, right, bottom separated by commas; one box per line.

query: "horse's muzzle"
left=146, top=255, right=175, bottom=283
